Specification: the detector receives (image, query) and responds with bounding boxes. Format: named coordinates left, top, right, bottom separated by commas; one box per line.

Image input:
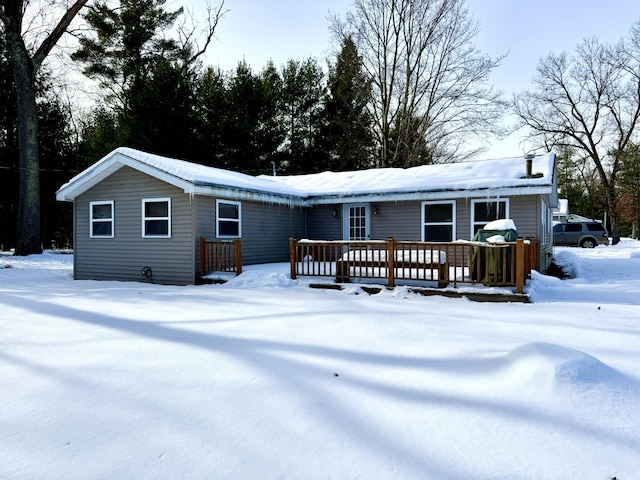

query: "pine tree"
left=322, top=35, right=373, bottom=171
left=280, top=58, right=325, bottom=174
left=72, top=0, right=184, bottom=109
left=193, top=67, right=228, bottom=167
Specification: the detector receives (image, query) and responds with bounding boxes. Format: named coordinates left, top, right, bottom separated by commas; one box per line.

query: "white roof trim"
left=56, top=149, right=304, bottom=206
left=309, top=185, right=555, bottom=205
left=56, top=148, right=557, bottom=206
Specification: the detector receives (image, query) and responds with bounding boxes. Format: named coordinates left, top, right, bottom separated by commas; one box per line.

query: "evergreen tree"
left=617, top=143, right=640, bottom=238
left=255, top=61, right=286, bottom=175
left=223, top=61, right=266, bottom=173
left=78, top=107, right=124, bottom=162
left=387, top=112, right=433, bottom=167
left=555, top=146, right=607, bottom=222
left=322, top=35, right=373, bottom=171
left=38, top=93, right=83, bottom=249
left=280, top=58, right=325, bottom=173
left=122, top=57, right=198, bottom=158
left=193, top=66, right=228, bottom=167
left=73, top=0, right=203, bottom=158
left=0, top=32, right=18, bottom=250
left=72, top=0, right=184, bottom=110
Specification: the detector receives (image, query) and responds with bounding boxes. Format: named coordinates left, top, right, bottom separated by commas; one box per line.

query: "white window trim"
left=421, top=200, right=456, bottom=242
left=89, top=201, right=114, bottom=238
left=216, top=199, right=241, bottom=238
left=142, top=197, right=171, bottom=238
left=470, top=198, right=510, bottom=233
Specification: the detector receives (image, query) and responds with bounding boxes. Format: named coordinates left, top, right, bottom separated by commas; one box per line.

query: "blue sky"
left=197, top=0, right=640, bottom=158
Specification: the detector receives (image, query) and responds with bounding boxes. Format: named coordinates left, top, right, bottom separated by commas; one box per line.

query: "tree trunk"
left=6, top=30, right=42, bottom=255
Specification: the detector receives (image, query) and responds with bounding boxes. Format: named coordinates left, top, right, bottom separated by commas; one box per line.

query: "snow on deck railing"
left=290, top=237, right=537, bottom=293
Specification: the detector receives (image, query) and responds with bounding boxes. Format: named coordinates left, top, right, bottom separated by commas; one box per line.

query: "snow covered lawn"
left=1, top=241, right=640, bottom=479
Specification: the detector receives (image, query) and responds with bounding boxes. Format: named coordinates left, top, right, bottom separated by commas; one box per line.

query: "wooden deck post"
left=234, top=238, right=242, bottom=276
left=516, top=239, right=525, bottom=294
left=387, top=237, right=395, bottom=287
left=199, top=237, right=205, bottom=276
left=289, top=238, right=297, bottom=280
left=530, top=238, right=539, bottom=273
left=437, top=246, right=449, bottom=288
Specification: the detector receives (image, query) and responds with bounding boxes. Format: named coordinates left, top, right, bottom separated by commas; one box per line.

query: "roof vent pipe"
left=524, top=153, right=535, bottom=178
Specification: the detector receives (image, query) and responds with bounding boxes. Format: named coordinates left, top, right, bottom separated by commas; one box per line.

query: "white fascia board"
left=56, top=157, right=125, bottom=201
left=56, top=151, right=309, bottom=207
left=191, top=185, right=309, bottom=207
left=308, top=185, right=554, bottom=205
left=56, top=153, right=196, bottom=201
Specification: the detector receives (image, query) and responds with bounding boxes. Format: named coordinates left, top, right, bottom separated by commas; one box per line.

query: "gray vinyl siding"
left=305, top=197, right=543, bottom=243
left=307, top=201, right=423, bottom=241
left=371, top=201, right=421, bottom=240
left=508, top=196, right=539, bottom=238
left=456, top=198, right=473, bottom=240
left=74, top=166, right=195, bottom=285
left=242, top=203, right=305, bottom=264
left=196, top=197, right=306, bottom=266
left=307, top=205, right=343, bottom=240
left=454, top=196, right=539, bottom=240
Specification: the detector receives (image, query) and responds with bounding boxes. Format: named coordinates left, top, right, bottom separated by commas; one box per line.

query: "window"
left=90, top=201, right=114, bottom=238
left=216, top=200, right=241, bottom=238
left=348, top=205, right=367, bottom=241
left=471, top=199, right=508, bottom=234
left=586, top=223, right=606, bottom=232
left=422, top=201, right=455, bottom=241
left=142, top=198, right=171, bottom=238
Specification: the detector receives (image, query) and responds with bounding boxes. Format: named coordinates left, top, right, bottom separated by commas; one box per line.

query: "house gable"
left=73, top=166, right=196, bottom=285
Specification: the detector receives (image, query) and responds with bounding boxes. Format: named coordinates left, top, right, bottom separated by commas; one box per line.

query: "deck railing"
left=289, top=237, right=537, bottom=293
left=199, top=237, right=242, bottom=276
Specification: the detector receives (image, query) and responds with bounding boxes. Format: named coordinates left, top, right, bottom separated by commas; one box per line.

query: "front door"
left=343, top=203, right=371, bottom=240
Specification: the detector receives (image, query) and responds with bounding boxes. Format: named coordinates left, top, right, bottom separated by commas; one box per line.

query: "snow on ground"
left=1, top=241, right=639, bottom=480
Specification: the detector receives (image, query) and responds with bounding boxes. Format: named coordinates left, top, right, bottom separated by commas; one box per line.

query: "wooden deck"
left=290, top=237, right=538, bottom=293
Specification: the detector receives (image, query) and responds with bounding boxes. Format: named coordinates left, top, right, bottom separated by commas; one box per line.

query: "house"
left=56, top=147, right=558, bottom=285
left=552, top=199, right=569, bottom=224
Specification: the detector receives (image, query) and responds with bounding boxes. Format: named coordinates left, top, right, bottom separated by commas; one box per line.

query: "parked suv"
left=553, top=221, right=608, bottom=248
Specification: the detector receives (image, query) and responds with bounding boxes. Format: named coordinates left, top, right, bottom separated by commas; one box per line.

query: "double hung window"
left=142, top=198, right=171, bottom=238
left=217, top=200, right=241, bottom=238
left=90, top=201, right=114, bottom=238
left=422, top=201, right=455, bottom=241
left=471, top=199, right=508, bottom=234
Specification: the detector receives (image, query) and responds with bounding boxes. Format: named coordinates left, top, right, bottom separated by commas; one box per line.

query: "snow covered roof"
left=553, top=199, right=569, bottom=217
left=261, top=153, right=557, bottom=204
left=56, top=147, right=557, bottom=206
left=56, top=147, right=306, bottom=205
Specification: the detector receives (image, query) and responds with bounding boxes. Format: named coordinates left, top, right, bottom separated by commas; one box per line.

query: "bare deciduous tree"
left=513, top=21, right=640, bottom=244
left=332, top=0, right=505, bottom=167
left=1, top=0, right=88, bottom=255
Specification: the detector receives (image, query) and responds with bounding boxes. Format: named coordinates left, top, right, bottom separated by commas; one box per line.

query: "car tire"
left=580, top=238, right=596, bottom=248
